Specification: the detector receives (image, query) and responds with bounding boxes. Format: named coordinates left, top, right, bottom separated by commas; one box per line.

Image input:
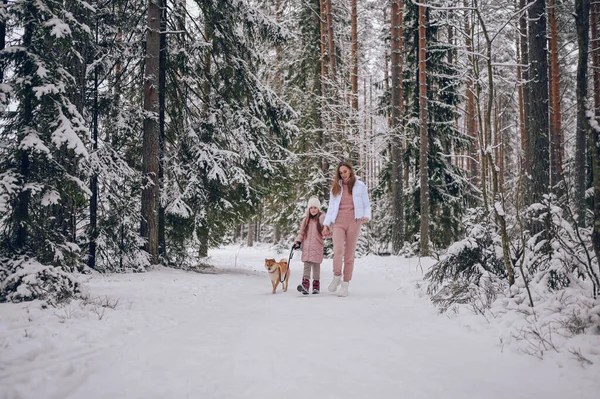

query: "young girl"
left=294, top=197, right=329, bottom=295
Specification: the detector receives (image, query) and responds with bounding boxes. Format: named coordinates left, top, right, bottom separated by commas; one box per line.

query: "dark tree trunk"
left=527, top=0, right=550, bottom=208
left=158, top=0, right=167, bottom=260
left=141, top=0, right=161, bottom=265
left=390, top=0, right=405, bottom=252
left=575, top=0, right=590, bottom=226
left=418, top=3, right=429, bottom=256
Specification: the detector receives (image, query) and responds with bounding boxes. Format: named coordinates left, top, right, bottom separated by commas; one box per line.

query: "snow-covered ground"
left=1, top=244, right=599, bottom=399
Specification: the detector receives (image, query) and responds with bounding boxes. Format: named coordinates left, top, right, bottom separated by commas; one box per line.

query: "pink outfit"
left=332, top=183, right=362, bottom=282
left=295, top=213, right=326, bottom=264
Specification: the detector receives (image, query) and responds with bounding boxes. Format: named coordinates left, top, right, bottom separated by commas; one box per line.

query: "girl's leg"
left=342, top=220, right=362, bottom=282
left=303, top=262, right=311, bottom=280
left=313, top=263, right=321, bottom=281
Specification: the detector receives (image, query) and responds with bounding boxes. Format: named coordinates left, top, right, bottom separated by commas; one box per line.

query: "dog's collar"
left=267, top=268, right=279, bottom=274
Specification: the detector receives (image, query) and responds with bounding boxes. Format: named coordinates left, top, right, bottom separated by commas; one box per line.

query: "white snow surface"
left=1, top=244, right=599, bottom=399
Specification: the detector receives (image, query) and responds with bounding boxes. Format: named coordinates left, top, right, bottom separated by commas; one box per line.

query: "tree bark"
left=464, top=2, right=478, bottom=182
left=158, top=0, right=167, bottom=261
left=590, top=2, right=600, bottom=281
left=575, top=0, right=591, bottom=226
left=418, top=3, right=429, bottom=256
left=548, top=0, right=563, bottom=188
left=475, top=2, right=516, bottom=285
left=325, top=0, right=336, bottom=81
left=528, top=0, right=550, bottom=208
left=519, top=0, right=531, bottom=178
left=141, top=0, right=161, bottom=265
left=390, top=0, right=405, bottom=253
left=89, top=22, right=99, bottom=269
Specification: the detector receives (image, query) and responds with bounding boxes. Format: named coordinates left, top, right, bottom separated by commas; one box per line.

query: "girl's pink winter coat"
left=295, top=213, right=327, bottom=264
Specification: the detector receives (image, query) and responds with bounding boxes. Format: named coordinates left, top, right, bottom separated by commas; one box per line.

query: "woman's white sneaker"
left=328, top=275, right=342, bottom=292
left=338, top=281, right=349, bottom=297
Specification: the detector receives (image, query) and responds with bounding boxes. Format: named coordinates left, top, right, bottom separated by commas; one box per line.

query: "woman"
left=322, top=161, right=371, bottom=297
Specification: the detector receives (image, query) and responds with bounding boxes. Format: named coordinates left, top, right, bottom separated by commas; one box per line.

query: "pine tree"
left=0, top=0, right=93, bottom=301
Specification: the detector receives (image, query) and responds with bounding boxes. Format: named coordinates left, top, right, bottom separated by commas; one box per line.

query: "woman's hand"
left=360, top=217, right=369, bottom=223
left=323, top=226, right=330, bottom=236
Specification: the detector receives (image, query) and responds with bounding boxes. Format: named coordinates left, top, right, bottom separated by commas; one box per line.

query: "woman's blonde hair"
left=331, top=161, right=356, bottom=197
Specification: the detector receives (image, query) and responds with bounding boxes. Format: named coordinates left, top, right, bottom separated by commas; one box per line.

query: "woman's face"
left=339, top=166, right=351, bottom=183
left=309, top=206, right=319, bottom=216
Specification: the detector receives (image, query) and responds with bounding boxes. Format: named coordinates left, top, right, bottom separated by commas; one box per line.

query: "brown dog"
left=264, top=258, right=290, bottom=294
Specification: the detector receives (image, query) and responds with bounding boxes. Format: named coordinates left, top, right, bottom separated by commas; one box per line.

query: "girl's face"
left=339, top=166, right=351, bottom=183
left=309, top=206, right=319, bottom=216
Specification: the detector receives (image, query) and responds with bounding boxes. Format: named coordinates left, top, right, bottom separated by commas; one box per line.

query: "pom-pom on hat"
left=307, top=197, right=321, bottom=210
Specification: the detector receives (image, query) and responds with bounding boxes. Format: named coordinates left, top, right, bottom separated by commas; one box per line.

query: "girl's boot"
left=297, top=278, right=310, bottom=295
left=312, top=280, right=320, bottom=295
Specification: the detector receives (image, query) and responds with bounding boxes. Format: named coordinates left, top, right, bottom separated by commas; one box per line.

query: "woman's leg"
left=332, top=222, right=348, bottom=277
left=342, top=220, right=362, bottom=282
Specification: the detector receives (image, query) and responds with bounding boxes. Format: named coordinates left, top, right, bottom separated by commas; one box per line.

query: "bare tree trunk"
left=141, top=0, right=161, bottom=265
left=247, top=221, right=254, bottom=247
left=319, top=0, right=328, bottom=197
left=516, top=1, right=526, bottom=176
left=475, top=2, right=516, bottom=285
left=418, top=3, right=429, bottom=256
left=89, top=22, right=99, bottom=269
left=350, top=0, right=359, bottom=163
left=351, top=0, right=358, bottom=113
left=158, top=0, right=167, bottom=261
left=575, top=0, right=590, bottom=226
left=590, top=2, right=600, bottom=275
left=548, top=0, right=563, bottom=188
left=464, top=2, right=478, bottom=182
left=574, top=0, right=590, bottom=226
left=528, top=0, right=550, bottom=209
left=519, top=0, right=531, bottom=178
left=390, top=0, right=405, bottom=253
left=326, top=0, right=336, bottom=81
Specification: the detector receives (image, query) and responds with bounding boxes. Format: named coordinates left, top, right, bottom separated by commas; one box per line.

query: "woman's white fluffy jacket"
left=323, top=179, right=371, bottom=226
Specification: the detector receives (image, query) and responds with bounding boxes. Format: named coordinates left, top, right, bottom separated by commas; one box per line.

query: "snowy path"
left=1, top=244, right=598, bottom=399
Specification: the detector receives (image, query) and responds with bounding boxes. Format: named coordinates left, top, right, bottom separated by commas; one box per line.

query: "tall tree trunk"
left=320, top=0, right=328, bottom=198
left=475, top=2, right=516, bottom=286
left=528, top=0, right=550, bottom=209
left=0, top=0, right=5, bottom=85
left=89, top=22, right=99, bottom=269
left=575, top=0, right=590, bottom=226
left=464, top=2, right=478, bottom=182
left=141, top=0, right=161, bottom=265
left=351, top=0, right=358, bottom=113
left=548, top=0, right=563, bottom=188
left=247, top=221, right=254, bottom=247
left=351, top=0, right=358, bottom=163
left=519, top=0, right=531, bottom=179
left=158, top=0, right=167, bottom=261
left=590, top=2, right=600, bottom=279
left=516, top=0, right=526, bottom=178
left=325, top=0, right=336, bottom=81
left=418, top=3, right=429, bottom=256
left=390, top=0, right=405, bottom=253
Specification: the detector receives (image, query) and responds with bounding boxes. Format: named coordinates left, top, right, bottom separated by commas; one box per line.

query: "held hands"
left=322, top=226, right=331, bottom=237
